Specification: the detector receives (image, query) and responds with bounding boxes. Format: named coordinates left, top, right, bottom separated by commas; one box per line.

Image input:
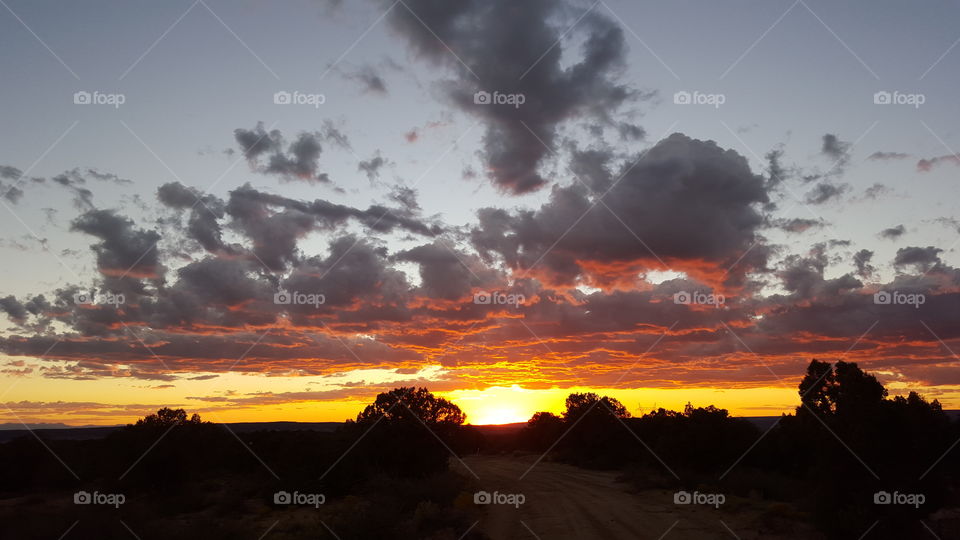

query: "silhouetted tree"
left=356, top=387, right=465, bottom=427
left=133, top=407, right=204, bottom=428
left=562, top=392, right=629, bottom=422
left=522, top=411, right=564, bottom=451
left=345, top=387, right=466, bottom=479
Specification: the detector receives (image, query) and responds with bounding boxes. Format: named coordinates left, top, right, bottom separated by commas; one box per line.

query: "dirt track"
left=455, top=455, right=819, bottom=540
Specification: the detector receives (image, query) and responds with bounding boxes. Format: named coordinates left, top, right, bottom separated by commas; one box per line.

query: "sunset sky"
left=1, top=0, right=959, bottom=426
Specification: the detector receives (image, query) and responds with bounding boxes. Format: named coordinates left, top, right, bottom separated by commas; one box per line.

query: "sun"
left=442, top=385, right=564, bottom=425
left=470, top=406, right=528, bottom=425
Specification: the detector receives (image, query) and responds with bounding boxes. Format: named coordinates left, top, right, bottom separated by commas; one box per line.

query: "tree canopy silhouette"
left=355, top=386, right=465, bottom=427
left=563, top=392, right=630, bottom=422
left=133, top=407, right=204, bottom=428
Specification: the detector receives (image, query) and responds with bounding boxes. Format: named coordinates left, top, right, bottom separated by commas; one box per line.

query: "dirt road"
left=455, top=455, right=819, bottom=540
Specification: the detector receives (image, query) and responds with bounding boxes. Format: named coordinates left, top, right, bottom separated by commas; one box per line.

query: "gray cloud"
left=383, top=0, right=638, bottom=194
left=471, top=133, right=770, bottom=285
left=879, top=224, right=906, bottom=240
left=804, top=182, right=848, bottom=204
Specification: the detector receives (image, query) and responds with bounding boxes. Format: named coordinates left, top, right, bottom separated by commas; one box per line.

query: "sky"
left=1, top=0, right=959, bottom=426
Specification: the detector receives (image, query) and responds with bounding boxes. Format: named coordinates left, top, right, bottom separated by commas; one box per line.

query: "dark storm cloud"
left=70, top=209, right=163, bottom=279
left=471, top=133, right=770, bottom=285
left=383, top=0, right=637, bottom=194
left=879, top=224, right=906, bottom=240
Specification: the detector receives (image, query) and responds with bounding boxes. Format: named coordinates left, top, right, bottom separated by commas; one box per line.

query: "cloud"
left=804, top=182, right=848, bottom=204
left=868, top=151, right=910, bottom=161
left=852, top=249, right=875, bottom=278
left=358, top=153, right=389, bottom=182
left=383, top=0, right=638, bottom=194
left=341, top=64, right=388, bottom=94
left=879, top=224, right=906, bottom=240
left=470, top=133, right=770, bottom=286
left=396, top=241, right=504, bottom=300
left=234, top=123, right=350, bottom=184
left=0, top=296, right=28, bottom=323
left=917, top=154, right=960, bottom=172
left=70, top=209, right=163, bottom=280
left=860, top=183, right=891, bottom=201
left=893, top=246, right=942, bottom=272
left=157, top=182, right=227, bottom=253
left=773, top=217, right=824, bottom=233
left=224, top=184, right=442, bottom=271
left=821, top=133, right=852, bottom=173
left=0, top=165, right=25, bottom=203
